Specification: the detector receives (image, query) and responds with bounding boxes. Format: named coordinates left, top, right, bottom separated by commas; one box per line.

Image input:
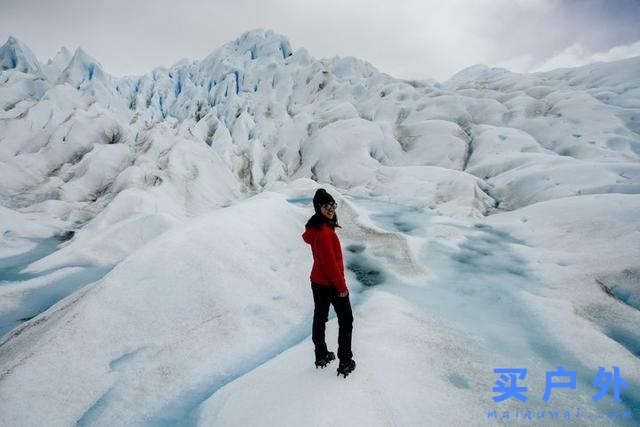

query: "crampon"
left=336, top=359, right=356, bottom=378
left=315, top=351, right=335, bottom=369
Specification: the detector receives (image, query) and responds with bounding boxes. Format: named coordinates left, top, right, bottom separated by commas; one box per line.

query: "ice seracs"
left=0, top=36, right=41, bottom=74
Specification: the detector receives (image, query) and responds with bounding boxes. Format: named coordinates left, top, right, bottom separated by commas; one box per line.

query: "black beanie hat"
left=313, top=188, right=335, bottom=214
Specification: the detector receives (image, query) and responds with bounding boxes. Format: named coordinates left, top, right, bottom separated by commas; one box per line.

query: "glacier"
left=0, top=28, right=639, bottom=425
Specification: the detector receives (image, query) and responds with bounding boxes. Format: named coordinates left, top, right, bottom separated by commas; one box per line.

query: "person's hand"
left=339, top=290, right=349, bottom=297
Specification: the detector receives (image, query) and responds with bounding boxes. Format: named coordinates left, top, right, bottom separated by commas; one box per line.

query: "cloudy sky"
left=1, top=0, right=640, bottom=81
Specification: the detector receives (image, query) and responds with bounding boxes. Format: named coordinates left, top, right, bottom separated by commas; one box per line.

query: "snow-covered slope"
left=1, top=29, right=639, bottom=425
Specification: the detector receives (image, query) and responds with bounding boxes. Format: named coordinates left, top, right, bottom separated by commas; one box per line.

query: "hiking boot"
left=336, top=359, right=356, bottom=378
left=315, top=351, right=335, bottom=368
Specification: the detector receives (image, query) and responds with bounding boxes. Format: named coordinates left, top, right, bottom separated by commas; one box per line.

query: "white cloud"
left=495, top=39, right=640, bottom=74
left=585, top=39, right=640, bottom=63
left=532, top=43, right=591, bottom=71
left=528, top=40, right=640, bottom=72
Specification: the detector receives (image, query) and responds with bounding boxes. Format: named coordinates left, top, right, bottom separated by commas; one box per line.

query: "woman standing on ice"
left=302, top=188, right=356, bottom=378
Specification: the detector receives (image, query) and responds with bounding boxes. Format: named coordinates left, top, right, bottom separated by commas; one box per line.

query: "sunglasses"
left=322, top=202, right=338, bottom=211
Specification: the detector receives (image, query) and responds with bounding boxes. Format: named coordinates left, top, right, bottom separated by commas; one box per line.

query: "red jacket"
left=302, top=222, right=348, bottom=293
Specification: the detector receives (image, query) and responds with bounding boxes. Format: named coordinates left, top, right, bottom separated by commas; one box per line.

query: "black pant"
left=311, top=281, right=353, bottom=362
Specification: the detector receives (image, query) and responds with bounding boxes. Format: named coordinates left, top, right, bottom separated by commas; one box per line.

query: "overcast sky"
left=1, top=0, right=640, bottom=81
